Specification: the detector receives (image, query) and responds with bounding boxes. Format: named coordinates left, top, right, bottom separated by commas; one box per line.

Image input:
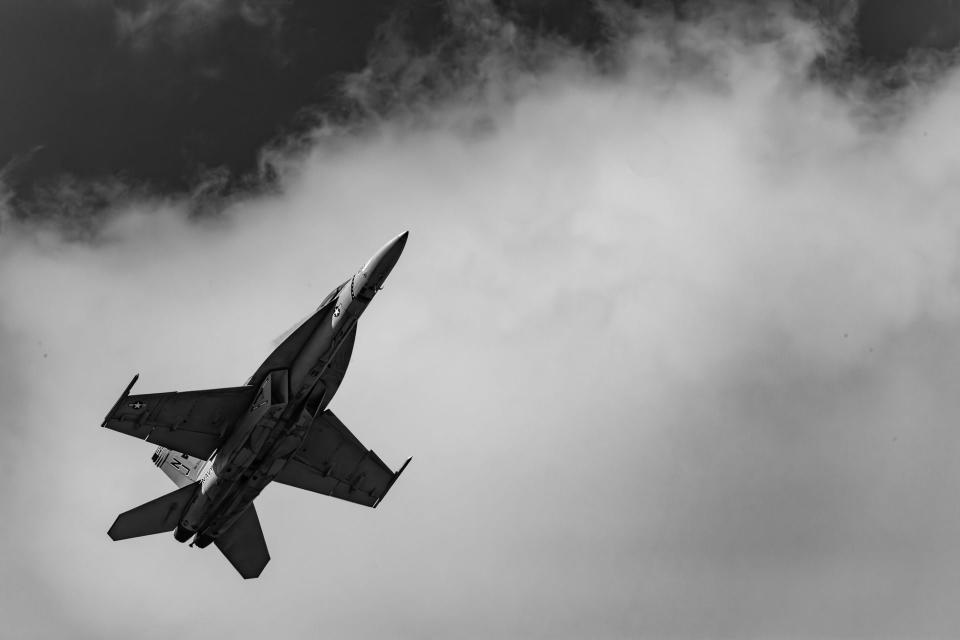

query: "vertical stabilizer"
left=152, top=446, right=208, bottom=488
left=108, top=483, right=198, bottom=541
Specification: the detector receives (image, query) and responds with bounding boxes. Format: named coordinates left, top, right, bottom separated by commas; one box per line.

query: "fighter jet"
left=102, top=232, right=412, bottom=578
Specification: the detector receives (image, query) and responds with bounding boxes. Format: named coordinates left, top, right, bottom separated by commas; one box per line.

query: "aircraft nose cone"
left=371, top=230, right=409, bottom=273
left=390, top=230, right=409, bottom=254
left=355, top=231, right=409, bottom=302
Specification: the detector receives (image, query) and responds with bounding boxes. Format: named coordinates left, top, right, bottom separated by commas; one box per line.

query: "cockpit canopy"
left=318, top=280, right=348, bottom=310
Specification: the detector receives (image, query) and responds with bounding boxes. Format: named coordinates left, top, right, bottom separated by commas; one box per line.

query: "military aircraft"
left=102, top=232, right=412, bottom=578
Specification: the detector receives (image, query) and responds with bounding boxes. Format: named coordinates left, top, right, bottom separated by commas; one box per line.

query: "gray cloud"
left=114, top=0, right=283, bottom=51
left=4, top=2, right=960, bottom=638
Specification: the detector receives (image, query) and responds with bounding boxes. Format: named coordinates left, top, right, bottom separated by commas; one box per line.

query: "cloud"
left=114, top=0, right=284, bottom=51
left=4, top=2, right=960, bottom=638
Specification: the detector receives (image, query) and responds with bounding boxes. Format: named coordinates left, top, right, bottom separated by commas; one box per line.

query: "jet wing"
left=102, top=375, right=255, bottom=460
left=274, top=409, right=411, bottom=508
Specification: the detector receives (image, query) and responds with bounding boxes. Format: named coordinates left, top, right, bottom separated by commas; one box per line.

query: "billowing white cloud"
left=4, top=3, right=960, bottom=638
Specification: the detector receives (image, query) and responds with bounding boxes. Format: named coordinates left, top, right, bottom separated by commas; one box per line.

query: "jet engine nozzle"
left=173, top=525, right=195, bottom=543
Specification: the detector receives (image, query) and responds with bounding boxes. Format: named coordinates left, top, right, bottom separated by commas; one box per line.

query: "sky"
left=3, top=0, right=960, bottom=217
left=5, top=1, right=960, bottom=638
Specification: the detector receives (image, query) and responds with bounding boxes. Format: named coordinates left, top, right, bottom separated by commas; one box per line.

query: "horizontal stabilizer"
left=108, top=483, right=199, bottom=541
left=215, top=505, right=270, bottom=579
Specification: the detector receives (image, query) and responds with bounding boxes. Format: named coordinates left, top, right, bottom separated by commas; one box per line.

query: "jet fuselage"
left=174, top=232, right=408, bottom=547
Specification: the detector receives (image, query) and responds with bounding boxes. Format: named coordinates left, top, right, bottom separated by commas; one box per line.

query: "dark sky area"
left=1, top=0, right=959, bottom=218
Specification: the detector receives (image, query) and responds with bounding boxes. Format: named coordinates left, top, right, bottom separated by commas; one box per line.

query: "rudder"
left=108, top=483, right=199, bottom=541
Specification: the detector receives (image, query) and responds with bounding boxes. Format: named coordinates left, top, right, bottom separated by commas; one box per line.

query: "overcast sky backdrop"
left=4, top=1, right=960, bottom=638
